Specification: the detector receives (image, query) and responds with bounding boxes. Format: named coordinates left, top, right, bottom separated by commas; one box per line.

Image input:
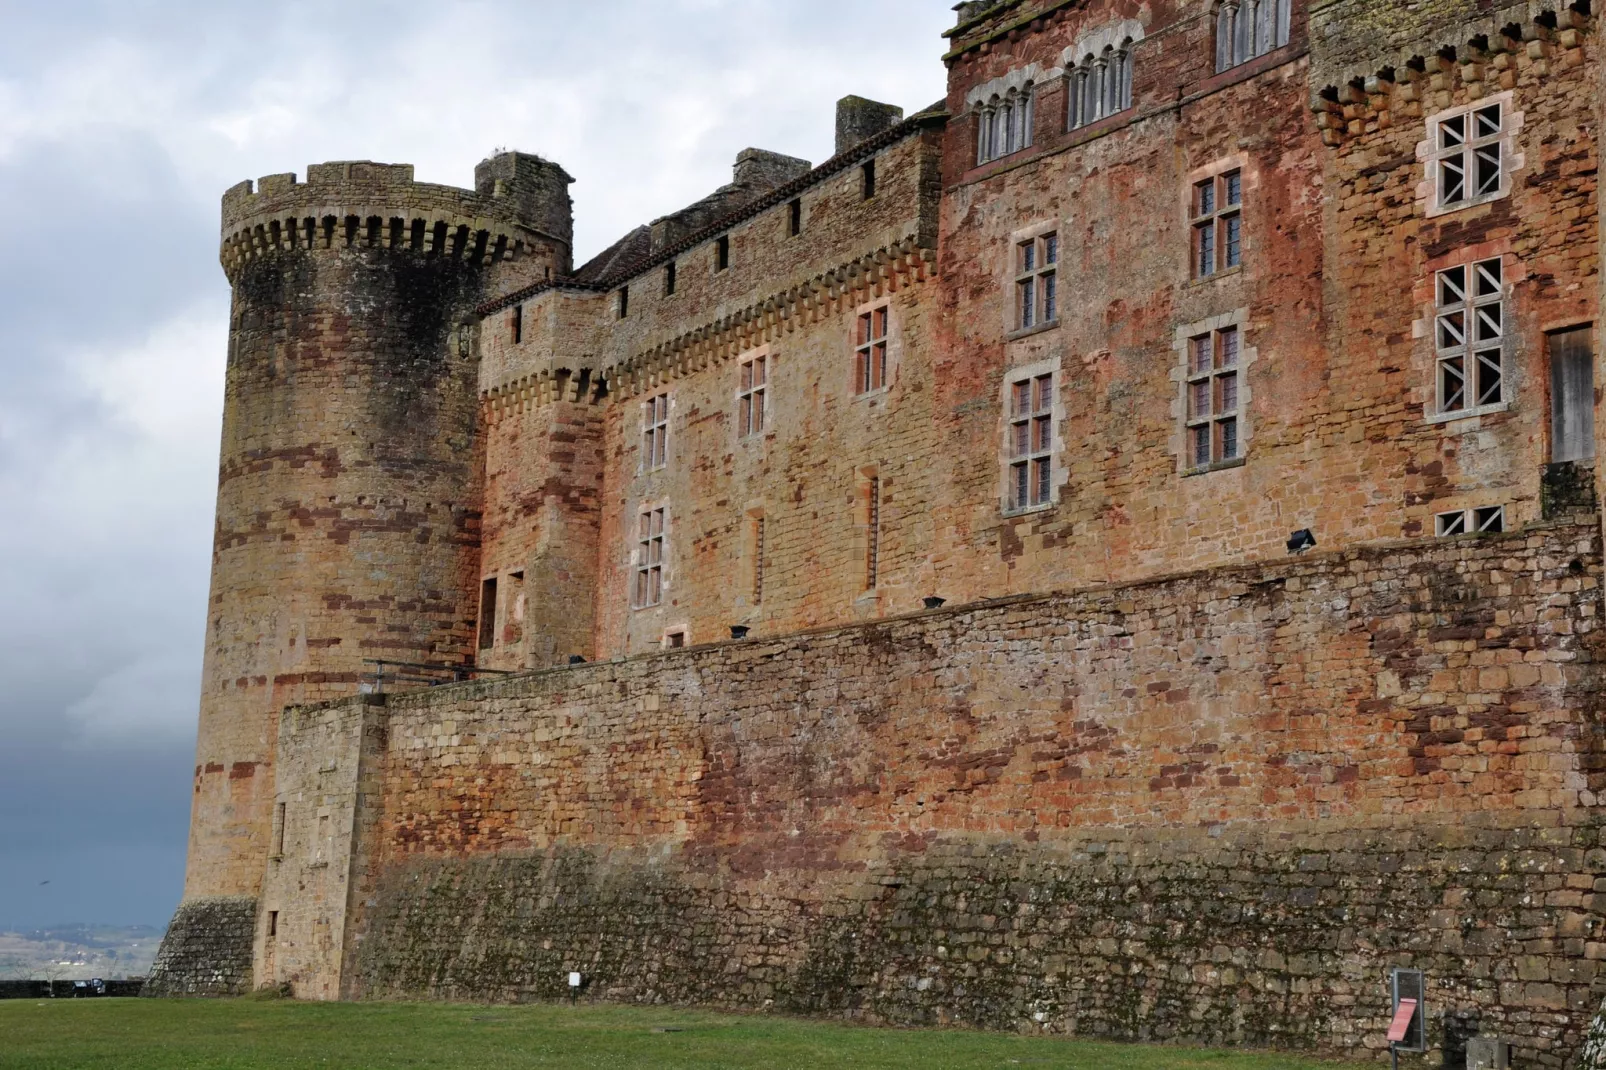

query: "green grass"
left=0, top=998, right=1366, bottom=1070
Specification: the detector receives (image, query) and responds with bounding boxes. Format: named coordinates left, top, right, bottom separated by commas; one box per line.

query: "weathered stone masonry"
left=155, top=0, right=1606, bottom=1063
left=274, top=521, right=1605, bottom=1063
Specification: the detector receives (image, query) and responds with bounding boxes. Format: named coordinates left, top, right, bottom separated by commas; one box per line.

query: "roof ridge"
left=478, top=107, right=948, bottom=318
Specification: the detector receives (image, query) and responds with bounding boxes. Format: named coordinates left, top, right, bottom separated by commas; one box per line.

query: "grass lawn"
left=0, top=997, right=1368, bottom=1069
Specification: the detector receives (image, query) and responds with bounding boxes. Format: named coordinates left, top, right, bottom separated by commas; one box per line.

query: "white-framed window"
left=1432, top=101, right=1505, bottom=211
left=1016, top=232, right=1058, bottom=330
left=632, top=506, right=666, bottom=608
left=737, top=350, right=768, bottom=437
left=1192, top=169, right=1242, bottom=278
left=1067, top=42, right=1133, bottom=129
left=1215, top=0, right=1291, bottom=72
left=642, top=392, right=668, bottom=470
left=1434, top=257, right=1505, bottom=417
left=1436, top=505, right=1505, bottom=536
left=1185, top=325, right=1243, bottom=469
left=856, top=305, right=890, bottom=394
left=1006, top=370, right=1055, bottom=511
left=976, top=85, right=1035, bottom=165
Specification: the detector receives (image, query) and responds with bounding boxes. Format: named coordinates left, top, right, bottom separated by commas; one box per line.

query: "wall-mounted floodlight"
left=568, top=655, right=587, bottom=665
left=1286, top=529, right=1317, bottom=553
left=923, top=596, right=946, bottom=609
left=730, top=625, right=751, bottom=640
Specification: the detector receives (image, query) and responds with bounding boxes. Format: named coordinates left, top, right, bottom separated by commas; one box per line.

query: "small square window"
left=1435, top=505, right=1505, bottom=536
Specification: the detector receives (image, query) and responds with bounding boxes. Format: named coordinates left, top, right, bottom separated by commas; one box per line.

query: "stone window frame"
left=1184, top=156, right=1249, bottom=283
left=1191, top=169, right=1242, bottom=278
left=1419, top=91, right=1523, bottom=219
left=1435, top=504, right=1505, bottom=536
left=736, top=345, right=770, bottom=439
left=999, top=355, right=1065, bottom=517
left=641, top=391, right=670, bottom=472
left=967, top=63, right=1054, bottom=167
left=854, top=298, right=893, bottom=397
left=631, top=502, right=669, bottom=610
left=1006, top=219, right=1062, bottom=341
left=1424, top=252, right=1514, bottom=425
left=662, top=626, right=689, bottom=649
left=1171, top=309, right=1255, bottom=476
left=1062, top=20, right=1143, bottom=131
left=1214, top=0, right=1290, bottom=73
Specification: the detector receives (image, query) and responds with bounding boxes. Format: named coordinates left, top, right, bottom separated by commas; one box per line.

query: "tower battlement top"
left=221, top=153, right=573, bottom=250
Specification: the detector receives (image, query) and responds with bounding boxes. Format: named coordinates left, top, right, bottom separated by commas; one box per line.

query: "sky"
left=0, top=0, right=953, bottom=930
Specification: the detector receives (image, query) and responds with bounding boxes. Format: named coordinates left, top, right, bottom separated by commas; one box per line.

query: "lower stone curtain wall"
left=354, top=817, right=1605, bottom=1062
left=143, top=896, right=257, bottom=997
left=302, top=520, right=1606, bottom=1065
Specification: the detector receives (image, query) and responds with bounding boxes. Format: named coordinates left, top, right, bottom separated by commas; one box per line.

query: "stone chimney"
left=953, top=2, right=991, bottom=27
left=732, top=148, right=812, bottom=191
left=835, top=96, right=905, bottom=155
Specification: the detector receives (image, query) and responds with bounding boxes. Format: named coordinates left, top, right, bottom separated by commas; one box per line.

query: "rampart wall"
left=266, top=518, right=1606, bottom=1064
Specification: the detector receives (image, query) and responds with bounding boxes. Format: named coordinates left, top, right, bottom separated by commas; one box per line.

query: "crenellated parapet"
left=219, top=156, right=572, bottom=282
left=1309, top=0, right=1591, bottom=144
left=598, top=236, right=937, bottom=402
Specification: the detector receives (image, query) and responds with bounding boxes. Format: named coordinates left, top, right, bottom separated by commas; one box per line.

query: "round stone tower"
left=147, top=155, right=572, bottom=995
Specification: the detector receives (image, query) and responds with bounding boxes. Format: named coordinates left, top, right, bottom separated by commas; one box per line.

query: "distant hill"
left=0, top=925, right=164, bottom=980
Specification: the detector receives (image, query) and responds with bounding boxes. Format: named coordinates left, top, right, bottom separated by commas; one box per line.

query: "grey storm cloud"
left=0, top=0, right=950, bottom=928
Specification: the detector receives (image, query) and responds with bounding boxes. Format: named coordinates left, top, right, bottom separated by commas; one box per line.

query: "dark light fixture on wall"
left=923, top=596, right=946, bottom=609
left=567, top=654, right=587, bottom=665
left=729, top=625, right=751, bottom=640
left=1286, top=529, right=1317, bottom=553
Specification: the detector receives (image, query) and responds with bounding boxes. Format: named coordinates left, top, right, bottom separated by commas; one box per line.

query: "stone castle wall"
left=262, top=519, right=1606, bottom=1063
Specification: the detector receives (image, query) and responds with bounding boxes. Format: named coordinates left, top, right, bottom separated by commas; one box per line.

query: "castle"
left=145, top=0, right=1606, bottom=1063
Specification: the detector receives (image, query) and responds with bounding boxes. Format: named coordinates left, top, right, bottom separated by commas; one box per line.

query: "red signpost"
left=1388, top=998, right=1419, bottom=1043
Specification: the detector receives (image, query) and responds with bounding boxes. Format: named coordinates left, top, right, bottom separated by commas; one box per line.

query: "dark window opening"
left=664, top=260, right=677, bottom=295
left=789, top=199, right=802, bottom=237
left=617, top=285, right=629, bottom=319
left=862, top=159, right=877, bottom=200
left=272, top=802, right=286, bottom=857
left=478, top=577, right=498, bottom=650
left=666, top=630, right=686, bottom=648
left=1550, top=325, right=1595, bottom=463
left=268, top=911, right=278, bottom=938
left=510, top=305, right=522, bottom=344
left=716, top=235, right=730, bottom=271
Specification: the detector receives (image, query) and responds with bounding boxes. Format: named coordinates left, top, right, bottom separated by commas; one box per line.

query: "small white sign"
left=567, top=972, right=582, bottom=988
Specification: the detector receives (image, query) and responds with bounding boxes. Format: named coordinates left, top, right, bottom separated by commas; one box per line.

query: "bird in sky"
left=38, top=880, right=49, bottom=886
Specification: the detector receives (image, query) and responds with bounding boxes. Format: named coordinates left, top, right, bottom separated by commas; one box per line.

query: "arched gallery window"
left=1215, top=0, right=1290, bottom=72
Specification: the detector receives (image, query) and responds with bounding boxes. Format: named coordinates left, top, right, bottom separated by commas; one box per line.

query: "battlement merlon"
left=219, top=153, right=575, bottom=278
left=1308, top=0, right=1591, bottom=110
